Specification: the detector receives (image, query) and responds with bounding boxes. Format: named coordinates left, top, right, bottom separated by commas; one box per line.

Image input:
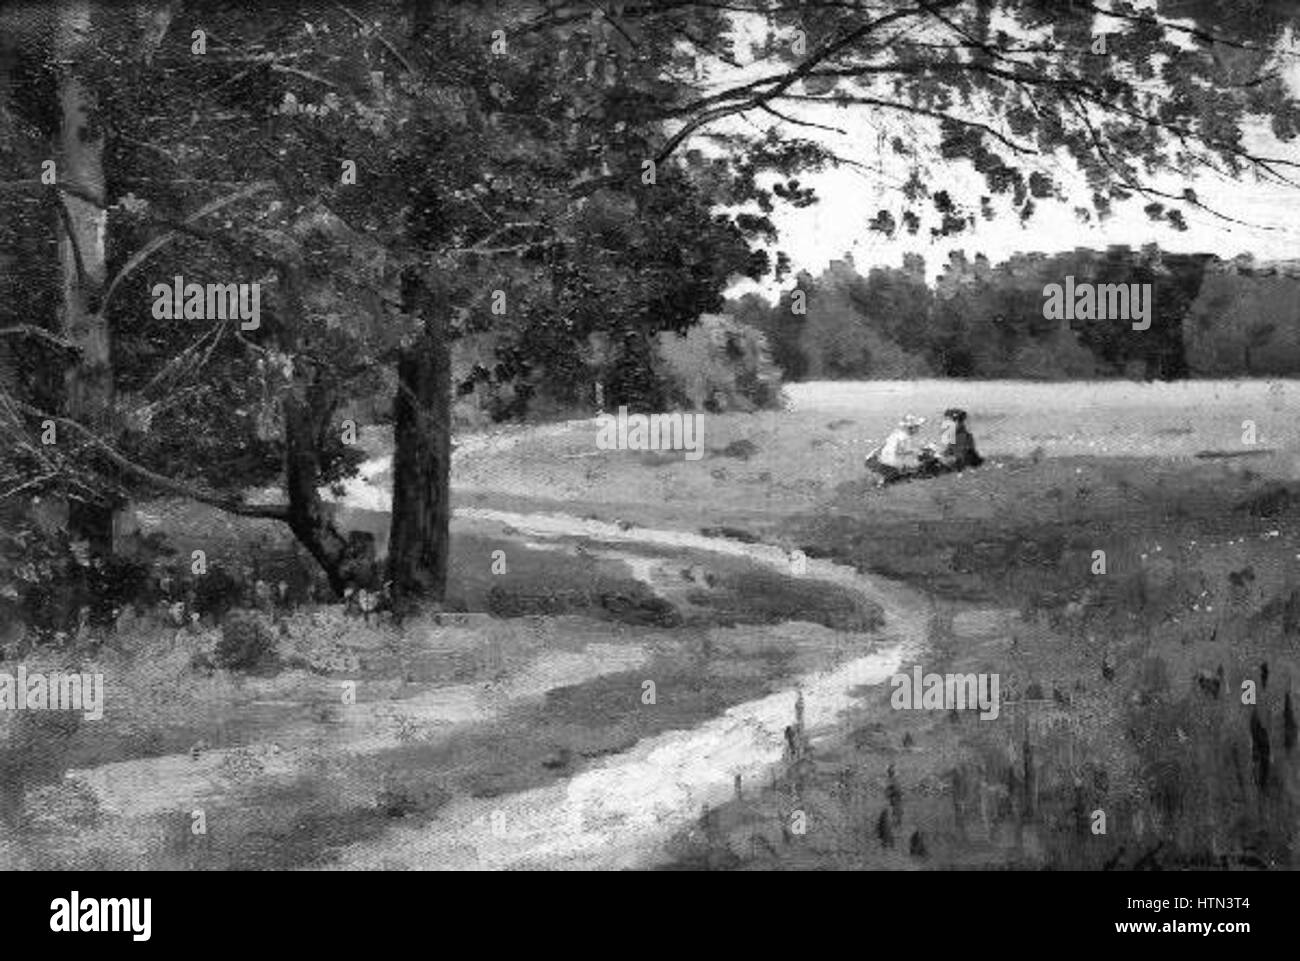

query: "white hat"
left=900, top=414, right=926, bottom=430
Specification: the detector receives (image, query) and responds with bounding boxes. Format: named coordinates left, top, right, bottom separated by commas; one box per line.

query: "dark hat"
left=943, top=408, right=968, bottom=422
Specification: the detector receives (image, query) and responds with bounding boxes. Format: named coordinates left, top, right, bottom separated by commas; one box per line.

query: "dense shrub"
left=1183, top=270, right=1300, bottom=376
left=0, top=504, right=167, bottom=641
left=214, top=612, right=278, bottom=671
left=655, top=313, right=785, bottom=412
left=727, top=247, right=1300, bottom=381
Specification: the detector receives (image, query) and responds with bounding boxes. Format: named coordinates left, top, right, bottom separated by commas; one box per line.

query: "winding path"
left=71, top=456, right=935, bottom=869
left=319, top=506, right=933, bottom=870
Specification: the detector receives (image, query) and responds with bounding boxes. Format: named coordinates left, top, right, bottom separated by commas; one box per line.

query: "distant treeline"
left=729, top=247, right=1300, bottom=381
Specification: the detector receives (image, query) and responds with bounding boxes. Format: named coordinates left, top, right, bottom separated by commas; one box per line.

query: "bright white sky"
left=687, top=5, right=1300, bottom=299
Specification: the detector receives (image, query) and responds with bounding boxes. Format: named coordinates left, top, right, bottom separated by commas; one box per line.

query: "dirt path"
left=64, top=639, right=653, bottom=822
left=63, top=468, right=935, bottom=868
left=318, top=507, right=934, bottom=870
left=65, top=507, right=929, bottom=860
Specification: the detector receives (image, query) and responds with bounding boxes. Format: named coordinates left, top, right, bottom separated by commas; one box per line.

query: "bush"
left=0, top=508, right=163, bottom=641
left=486, top=584, right=591, bottom=617
left=214, top=612, right=278, bottom=671
left=655, top=314, right=785, bottom=413
left=598, top=583, right=681, bottom=627
left=716, top=439, right=760, bottom=460
left=0, top=496, right=180, bottom=647
left=190, top=564, right=247, bottom=621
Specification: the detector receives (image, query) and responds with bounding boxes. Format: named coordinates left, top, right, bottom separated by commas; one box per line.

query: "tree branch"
left=933, top=60, right=1300, bottom=183
left=270, top=64, right=338, bottom=88
left=1067, top=93, right=1264, bottom=229
left=1072, top=0, right=1281, bottom=55
left=4, top=395, right=290, bottom=520
left=0, top=472, right=59, bottom=504
left=335, top=3, right=414, bottom=73
left=0, top=325, right=79, bottom=351
left=137, top=322, right=225, bottom=398
left=775, top=93, right=1038, bottom=156
left=99, top=180, right=277, bottom=315
left=652, top=1, right=962, bottom=162
left=756, top=102, right=846, bottom=136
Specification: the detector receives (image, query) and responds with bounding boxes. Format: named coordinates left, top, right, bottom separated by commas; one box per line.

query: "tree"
left=54, top=2, right=113, bottom=554
left=1184, top=266, right=1300, bottom=375
left=2, top=1, right=802, bottom=602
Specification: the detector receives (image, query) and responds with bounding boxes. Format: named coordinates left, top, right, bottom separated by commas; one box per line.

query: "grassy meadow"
left=452, top=379, right=1300, bottom=869
left=3, top=378, right=1298, bottom=870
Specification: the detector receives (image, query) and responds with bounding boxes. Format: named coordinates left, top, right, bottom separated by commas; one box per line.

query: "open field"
left=361, top=378, right=1300, bottom=870
left=665, top=453, right=1300, bottom=869
left=3, top=379, right=1298, bottom=870
left=448, top=379, right=1300, bottom=534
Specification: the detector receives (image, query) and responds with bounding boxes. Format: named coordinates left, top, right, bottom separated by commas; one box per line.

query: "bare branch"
left=137, top=323, right=225, bottom=398
left=99, top=180, right=277, bottom=315
left=235, top=326, right=272, bottom=356
left=335, top=3, right=414, bottom=73
left=0, top=325, right=79, bottom=351
left=0, top=472, right=59, bottom=504
left=271, top=64, right=338, bottom=88
left=757, top=102, right=846, bottom=136
left=4, top=395, right=290, bottom=521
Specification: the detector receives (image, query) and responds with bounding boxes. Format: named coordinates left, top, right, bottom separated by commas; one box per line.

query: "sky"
left=688, top=4, right=1300, bottom=299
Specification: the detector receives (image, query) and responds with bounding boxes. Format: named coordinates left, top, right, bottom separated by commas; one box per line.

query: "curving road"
left=319, top=506, right=932, bottom=870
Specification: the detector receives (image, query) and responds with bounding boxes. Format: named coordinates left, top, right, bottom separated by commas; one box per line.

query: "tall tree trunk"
left=283, top=386, right=352, bottom=596
left=277, top=264, right=354, bottom=596
left=387, top=271, right=451, bottom=607
left=56, top=0, right=114, bottom=555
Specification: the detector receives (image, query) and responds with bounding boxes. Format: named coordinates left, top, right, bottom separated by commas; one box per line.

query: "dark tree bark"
left=386, top=270, right=451, bottom=607
left=275, top=264, right=356, bottom=597
left=282, top=386, right=352, bottom=596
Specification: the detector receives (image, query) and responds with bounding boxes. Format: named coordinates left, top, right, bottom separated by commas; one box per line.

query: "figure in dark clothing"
left=917, top=408, right=983, bottom=477
left=938, top=407, right=983, bottom=470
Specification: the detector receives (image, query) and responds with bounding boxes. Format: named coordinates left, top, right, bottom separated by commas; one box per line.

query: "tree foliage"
left=3, top=0, right=1299, bottom=603
left=736, top=246, right=1235, bottom=381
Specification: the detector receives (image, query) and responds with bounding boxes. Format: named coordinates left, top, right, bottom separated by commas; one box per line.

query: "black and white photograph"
left=0, top=0, right=1297, bottom=911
